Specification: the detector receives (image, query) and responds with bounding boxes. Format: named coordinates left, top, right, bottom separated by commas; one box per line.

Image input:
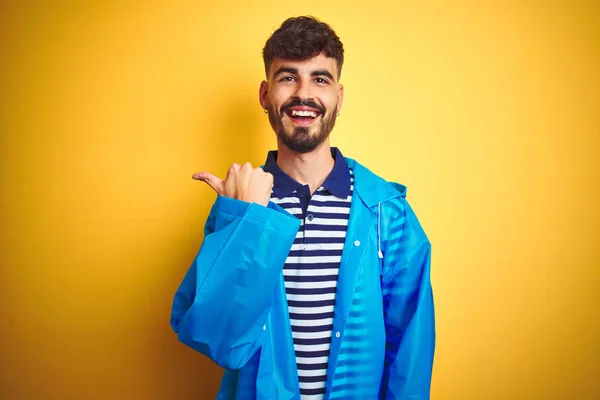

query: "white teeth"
left=291, top=110, right=318, bottom=118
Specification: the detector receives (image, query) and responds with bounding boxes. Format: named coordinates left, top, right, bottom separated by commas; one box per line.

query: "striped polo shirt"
left=264, top=148, right=353, bottom=399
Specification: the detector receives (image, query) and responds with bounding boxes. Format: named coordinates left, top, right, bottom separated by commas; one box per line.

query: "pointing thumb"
left=192, top=172, right=224, bottom=195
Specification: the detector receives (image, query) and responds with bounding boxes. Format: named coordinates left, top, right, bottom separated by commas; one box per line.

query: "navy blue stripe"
left=306, top=200, right=352, bottom=208
left=284, top=274, right=338, bottom=283
left=297, top=362, right=329, bottom=370
left=295, top=349, right=330, bottom=358
left=300, top=388, right=327, bottom=395
left=286, top=286, right=337, bottom=295
left=294, top=337, right=331, bottom=346
left=294, top=237, right=346, bottom=244
left=299, top=374, right=328, bottom=383
left=284, top=261, right=338, bottom=268
left=289, top=311, right=334, bottom=320
left=305, top=211, right=350, bottom=219
left=292, top=324, right=333, bottom=333
left=284, top=263, right=340, bottom=270
left=288, top=249, right=343, bottom=257
left=283, top=263, right=340, bottom=271
left=304, top=224, right=348, bottom=231
left=288, top=299, right=335, bottom=308
left=300, top=388, right=327, bottom=396
left=272, top=201, right=300, bottom=208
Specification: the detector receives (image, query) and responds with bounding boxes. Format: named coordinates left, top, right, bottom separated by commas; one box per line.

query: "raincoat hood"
left=346, top=158, right=407, bottom=207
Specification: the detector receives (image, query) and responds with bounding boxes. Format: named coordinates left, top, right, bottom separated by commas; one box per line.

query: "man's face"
left=259, top=53, right=344, bottom=153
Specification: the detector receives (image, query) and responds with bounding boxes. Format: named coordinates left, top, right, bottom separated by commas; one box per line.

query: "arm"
left=381, top=199, right=435, bottom=399
left=170, top=195, right=300, bottom=369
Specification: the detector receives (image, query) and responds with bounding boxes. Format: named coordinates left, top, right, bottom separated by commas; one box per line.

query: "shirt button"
left=354, top=240, right=361, bottom=247
left=335, top=331, right=341, bottom=338
left=263, top=325, right=266, bottom=331
left=299, top=191, right=306, bottom=197
left=307, top=214, right=314, bottom=222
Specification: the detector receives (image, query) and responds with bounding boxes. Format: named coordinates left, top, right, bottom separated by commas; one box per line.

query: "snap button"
left=354, top=240, right=360, bottom=247
left=335, top=331, right=340, bottom=338
left=263, top=325, right=266, bottom=331
left=307, top=214, right=314, bottom=222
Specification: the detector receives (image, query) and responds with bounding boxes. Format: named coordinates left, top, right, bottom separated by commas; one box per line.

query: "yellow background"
left=1, top=0, right=598, bottom=399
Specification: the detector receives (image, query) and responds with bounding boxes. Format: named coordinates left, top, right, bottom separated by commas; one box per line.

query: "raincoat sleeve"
left=170, top=195, right=300, bottom=370
left=380, top=199, right=435, bottom=399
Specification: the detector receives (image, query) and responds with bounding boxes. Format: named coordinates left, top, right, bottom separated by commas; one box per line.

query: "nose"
left=292, top=78, right=313, bottom=101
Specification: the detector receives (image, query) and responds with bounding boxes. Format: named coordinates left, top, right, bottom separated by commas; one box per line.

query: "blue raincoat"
left=171, top=158, right=435, bottom=399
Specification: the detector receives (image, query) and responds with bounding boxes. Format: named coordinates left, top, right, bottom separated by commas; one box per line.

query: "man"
left=171, top=16, right=435, bottom=399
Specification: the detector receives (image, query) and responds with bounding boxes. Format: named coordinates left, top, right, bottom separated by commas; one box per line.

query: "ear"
left=259, top=80, right=268, bottom=110
left=337, top=84, right=344, bottom=114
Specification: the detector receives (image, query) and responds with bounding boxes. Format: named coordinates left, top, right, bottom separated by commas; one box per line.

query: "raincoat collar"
left=345, top=157, right=407, bottom=208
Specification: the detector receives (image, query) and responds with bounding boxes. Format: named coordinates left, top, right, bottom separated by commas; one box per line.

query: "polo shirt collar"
left=263, top=147, right=352, bottom=199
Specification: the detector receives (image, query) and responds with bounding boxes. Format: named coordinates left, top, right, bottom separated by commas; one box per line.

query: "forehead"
left=269, top=53, right=338, bottom=79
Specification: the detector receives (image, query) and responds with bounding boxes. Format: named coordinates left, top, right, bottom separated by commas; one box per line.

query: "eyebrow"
left=273, top=66, right=336, bottom=81
left=273, top=66, right=298, bottom=78
left=310, top=69, right=335, bottom=81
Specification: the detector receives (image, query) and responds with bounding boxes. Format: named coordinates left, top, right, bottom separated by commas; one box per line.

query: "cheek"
left=270, top=87, right=293, bottom=105
left=321, top=91, right=339, bottom=109
left=269, top=96, right=285, bottom=112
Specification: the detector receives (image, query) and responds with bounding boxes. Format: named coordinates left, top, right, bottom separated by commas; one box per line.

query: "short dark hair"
left=262, top=16, right=344, bottom=79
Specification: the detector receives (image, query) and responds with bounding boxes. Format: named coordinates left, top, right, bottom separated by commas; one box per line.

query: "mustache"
left=280, top=100, right=326, bottom=115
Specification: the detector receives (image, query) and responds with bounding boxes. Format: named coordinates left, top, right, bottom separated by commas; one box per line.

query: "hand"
left=193, top=163, right=274, bottom=207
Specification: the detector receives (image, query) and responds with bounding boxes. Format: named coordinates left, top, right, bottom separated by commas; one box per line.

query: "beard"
left=267, top=101, right=338, bottom=154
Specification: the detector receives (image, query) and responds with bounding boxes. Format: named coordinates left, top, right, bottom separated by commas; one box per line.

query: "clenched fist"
left=193, top=162, right=274, bottom=207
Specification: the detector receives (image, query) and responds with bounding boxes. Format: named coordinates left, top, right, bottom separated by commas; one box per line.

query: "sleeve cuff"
left=214, top=195, right=301, bottom=235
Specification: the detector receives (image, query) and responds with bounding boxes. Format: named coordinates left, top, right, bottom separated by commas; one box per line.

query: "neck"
left=276, top=140, right=335, bottom=195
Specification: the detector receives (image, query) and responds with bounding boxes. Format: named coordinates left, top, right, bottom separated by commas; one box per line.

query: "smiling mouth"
left=284, top=108, right=322, bottom=125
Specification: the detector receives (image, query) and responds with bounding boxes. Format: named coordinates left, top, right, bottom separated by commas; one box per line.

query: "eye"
left=314, top=77, right=330, bottom=85
left=279, top=76, right=296, bottom=82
